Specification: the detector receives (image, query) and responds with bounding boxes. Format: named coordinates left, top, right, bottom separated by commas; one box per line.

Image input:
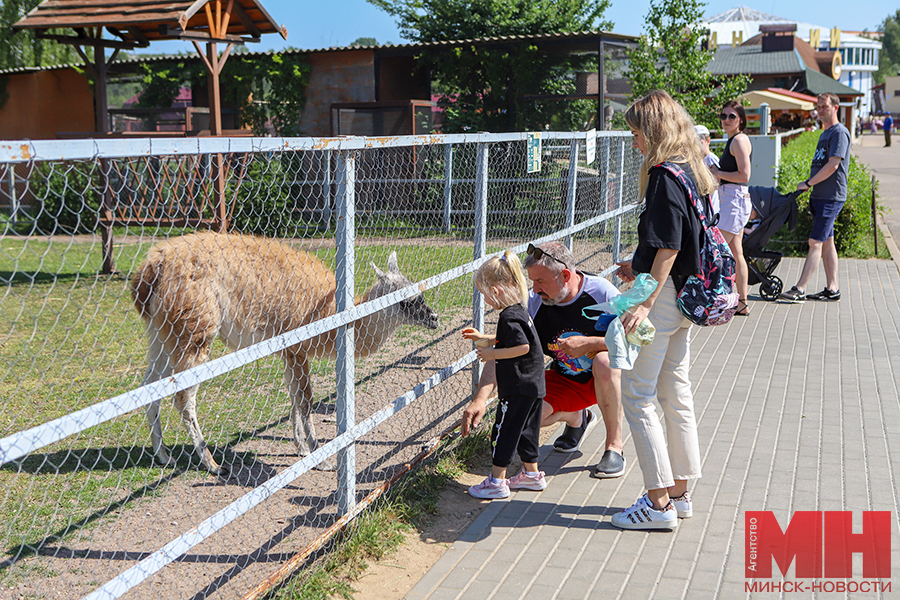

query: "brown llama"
left=130, top=231, right=439, bottom=474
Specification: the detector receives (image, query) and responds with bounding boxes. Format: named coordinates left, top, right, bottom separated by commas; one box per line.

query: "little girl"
left=462, top=250, right=547, bottom=499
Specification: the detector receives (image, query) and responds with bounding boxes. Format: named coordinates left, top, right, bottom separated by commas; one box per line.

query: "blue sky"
left=136, top=1, right=895, bottom=55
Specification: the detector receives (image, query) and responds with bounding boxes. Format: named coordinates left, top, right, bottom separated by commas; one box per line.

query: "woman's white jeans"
left=621, top=277, right=702, bottom=491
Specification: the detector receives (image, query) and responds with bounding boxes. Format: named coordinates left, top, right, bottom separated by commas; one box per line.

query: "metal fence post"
left=323, top=150, right=333, bottom=230
left=335, top=149, right=356, bottom=516
left=565, top=138, right=580, bottom=251
left=613, top=138, right=626, bottom=268
left=472, top=142, right=489, bottom=393
left=443, top=144, right=454, bottom=233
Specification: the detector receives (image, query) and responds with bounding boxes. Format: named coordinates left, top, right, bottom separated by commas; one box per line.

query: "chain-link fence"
left=0, top=131, right=642, bottom=599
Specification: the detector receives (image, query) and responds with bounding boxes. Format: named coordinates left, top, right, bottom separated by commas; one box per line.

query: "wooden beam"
left=180, top=30, right=246, bottom=44
left=230, top=1, right=261, bottom=38
left=72, top=44, right=98, bottom=79
left=192, top=40, right=215, bottom=74
left=204, top=2, right=217, bottom=38
left=34, top=30, right=139, bottom=50
left=217, top=42, right=234, bottom=75
left=181, top=0, right=210, bottom=31
left=220, top=0, right=234, bottom=37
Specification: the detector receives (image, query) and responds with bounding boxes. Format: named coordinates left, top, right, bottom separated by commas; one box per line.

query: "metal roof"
left=12, top=0, right=287, bottom=46
left=707, top=44, right=806, bottom=76
left=803, top=67, right=862, bottom=95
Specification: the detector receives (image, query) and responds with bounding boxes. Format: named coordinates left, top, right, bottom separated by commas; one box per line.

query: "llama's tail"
left=130, top=259, right=158, bottom=321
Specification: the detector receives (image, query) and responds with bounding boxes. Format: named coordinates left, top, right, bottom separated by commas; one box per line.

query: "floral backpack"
left=657, top=161, right=739, bottom=326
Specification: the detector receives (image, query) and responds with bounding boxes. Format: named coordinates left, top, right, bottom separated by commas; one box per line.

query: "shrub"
left=772, top=130, right=883, bottom=257
left=29, top=162, right=100, bottom=235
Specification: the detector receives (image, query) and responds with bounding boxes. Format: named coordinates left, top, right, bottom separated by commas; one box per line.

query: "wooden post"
left=94, top=42, right=116, bottom=274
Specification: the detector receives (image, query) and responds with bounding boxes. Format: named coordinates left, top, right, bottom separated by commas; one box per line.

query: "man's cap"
left=694, top=124, right=711, bottom=137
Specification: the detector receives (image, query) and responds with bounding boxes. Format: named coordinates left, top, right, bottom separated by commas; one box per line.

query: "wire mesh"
left=0, top=132, right=642, bottom=599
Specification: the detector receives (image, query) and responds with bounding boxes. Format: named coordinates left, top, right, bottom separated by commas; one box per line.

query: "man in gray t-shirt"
left=779, top=93, right=851, bottom=303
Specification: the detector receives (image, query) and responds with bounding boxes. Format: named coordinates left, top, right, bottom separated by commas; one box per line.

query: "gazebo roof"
left=13, top=0, right=287, bottom=47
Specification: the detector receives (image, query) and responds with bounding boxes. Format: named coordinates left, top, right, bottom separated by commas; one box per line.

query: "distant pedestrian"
left=779, top=92, right=851, bottom=303
left=694, top=124, right=720, bottom=214
left=709, top=101, right=752, bottom=316
left=884, top=113, right=893, bottom=147
left=463, top=251, right=548, bottom=500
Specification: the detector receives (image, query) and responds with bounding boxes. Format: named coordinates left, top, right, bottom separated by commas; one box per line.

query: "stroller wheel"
left=760, top=276, right=783, bottom=301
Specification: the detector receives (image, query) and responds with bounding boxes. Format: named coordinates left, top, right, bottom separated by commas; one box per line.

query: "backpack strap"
left=654, top=161, right=718, bottom=229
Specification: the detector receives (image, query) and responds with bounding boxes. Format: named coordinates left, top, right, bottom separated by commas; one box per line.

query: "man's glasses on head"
left=526, top=243, right=567, bottom=267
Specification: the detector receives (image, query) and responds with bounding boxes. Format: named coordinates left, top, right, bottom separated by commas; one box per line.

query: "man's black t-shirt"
left=494, top=304, right=546, bottom=399
left=526, top=274, right=620, bottom=385
left=631, top=163, right=703, bottom=285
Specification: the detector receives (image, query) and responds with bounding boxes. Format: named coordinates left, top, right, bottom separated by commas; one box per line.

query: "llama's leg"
left=173, top=385, right=220, bottom=474
left=144, top=329, right=175, bottom=466
left=284, top=351, right=335, bottom=471
left=171, top=341, right=221, bottom=474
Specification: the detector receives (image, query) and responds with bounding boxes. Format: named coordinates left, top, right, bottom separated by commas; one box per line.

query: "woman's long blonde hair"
left=474, top=250, right=529, bottom=309
left=625, top=90, right=717, bottom=202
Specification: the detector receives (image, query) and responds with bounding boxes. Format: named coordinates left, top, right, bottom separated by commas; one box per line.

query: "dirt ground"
left=349, top=427, right=558, bottom=600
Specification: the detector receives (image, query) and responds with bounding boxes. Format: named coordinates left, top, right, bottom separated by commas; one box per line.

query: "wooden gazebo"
left=13, top=0, right=287, bottom=272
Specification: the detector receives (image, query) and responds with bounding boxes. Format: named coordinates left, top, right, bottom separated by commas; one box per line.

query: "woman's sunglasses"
left=526, top=243, right=566, bottom=266
left=719, top=113, right=738, bottom=121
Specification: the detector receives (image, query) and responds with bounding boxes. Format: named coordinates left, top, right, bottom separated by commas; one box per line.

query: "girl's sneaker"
left=611, top=494, right=678, bottom=530
left=507, top=468, right=547, bottom=491
left=671, top=491, right=693, bottom=519
left=469, top=476, right=510, bottom=499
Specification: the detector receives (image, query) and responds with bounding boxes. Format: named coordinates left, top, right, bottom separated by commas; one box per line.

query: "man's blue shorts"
left=809, top=197, right=845, bottom=242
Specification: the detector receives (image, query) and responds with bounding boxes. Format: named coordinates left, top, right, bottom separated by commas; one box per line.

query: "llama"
left=130, top=231, right=439, bottom=474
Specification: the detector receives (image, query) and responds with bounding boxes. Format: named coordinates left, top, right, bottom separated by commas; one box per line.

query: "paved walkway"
left=406, top=138, right=900, bottom=600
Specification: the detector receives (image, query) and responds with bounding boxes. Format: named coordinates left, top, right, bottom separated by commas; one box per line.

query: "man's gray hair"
left=523, top=241, right=575, bottom=276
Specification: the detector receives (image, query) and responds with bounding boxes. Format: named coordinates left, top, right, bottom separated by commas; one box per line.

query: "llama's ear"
left=387, top=251, right=400, bottom=274
left=372, top=262, right=385, bottom=278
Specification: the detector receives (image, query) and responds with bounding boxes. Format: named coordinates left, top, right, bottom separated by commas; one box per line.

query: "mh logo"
left=745, top=511, right=891, bottom=578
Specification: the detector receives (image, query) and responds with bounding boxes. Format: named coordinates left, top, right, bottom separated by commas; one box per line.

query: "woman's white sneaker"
left=611, top=494, right=678, bottom=530
left=671, top=491, right=693, bottom=519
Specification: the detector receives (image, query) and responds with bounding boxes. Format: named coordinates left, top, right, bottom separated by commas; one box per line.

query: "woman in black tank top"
left=710, top=100, right=753, bottom=316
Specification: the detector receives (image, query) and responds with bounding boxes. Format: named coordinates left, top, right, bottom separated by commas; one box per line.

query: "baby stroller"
left=744, top=187, right=801, bottom=300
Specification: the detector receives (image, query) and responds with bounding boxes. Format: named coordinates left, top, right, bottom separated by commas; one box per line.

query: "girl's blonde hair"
left=624, top=90, right=717, bottom=202
left=474, top=250, right=529, bottom=309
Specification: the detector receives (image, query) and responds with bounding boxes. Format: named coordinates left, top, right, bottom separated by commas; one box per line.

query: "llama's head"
left=369, top=252, right=440, bottom=330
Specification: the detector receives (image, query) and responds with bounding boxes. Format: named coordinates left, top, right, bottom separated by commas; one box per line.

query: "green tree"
left=628, top=0, right=750, bottom=131
left=875, top=10, right=900, bottom=84
left=351, top=37, right=378, bottom=46
left=0, top=0, right=82, bottom=70
left=367, top=0, right=613, bottom=132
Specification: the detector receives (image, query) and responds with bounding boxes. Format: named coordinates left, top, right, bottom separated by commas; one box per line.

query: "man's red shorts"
left=544, top=369, right=596, bottom=413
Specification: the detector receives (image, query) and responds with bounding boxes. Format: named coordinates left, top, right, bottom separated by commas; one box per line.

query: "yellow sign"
left=527, top=132, right=542, bottom=173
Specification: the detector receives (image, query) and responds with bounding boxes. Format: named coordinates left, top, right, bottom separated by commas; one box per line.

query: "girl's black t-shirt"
left=631, top=163, right=703, bottom=285
left=494, top=304, right=546, bottom=399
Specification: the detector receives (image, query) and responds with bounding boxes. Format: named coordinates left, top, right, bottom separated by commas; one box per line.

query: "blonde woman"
left=611, top=90, right=715, bottom=530
left=710, top=100, right=753, bottom=316
left=463, top=251, right=548, bottom=499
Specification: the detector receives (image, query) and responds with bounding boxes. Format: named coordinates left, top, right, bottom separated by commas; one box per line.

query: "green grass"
left=0, top=233, right=482, bottom=575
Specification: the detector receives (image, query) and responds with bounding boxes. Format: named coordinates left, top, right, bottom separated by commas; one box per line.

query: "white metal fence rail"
left=0, top=131, right=642, bottom=599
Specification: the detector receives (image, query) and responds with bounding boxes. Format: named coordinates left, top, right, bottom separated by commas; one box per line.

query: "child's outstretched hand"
left=462, top=327, right=492, bottom=343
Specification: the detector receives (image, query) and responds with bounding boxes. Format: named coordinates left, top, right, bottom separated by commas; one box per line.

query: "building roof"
left=703, top=5, right=881, bottom=49
left=803, top=67, right=862, bottom=95
left=741, top=89, right=815, bottom=110
left=707, top=44, right=805, bottom=76
left=765, top=88, right=818, bottom=102
left=12, top=0, right=288, bottom=46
